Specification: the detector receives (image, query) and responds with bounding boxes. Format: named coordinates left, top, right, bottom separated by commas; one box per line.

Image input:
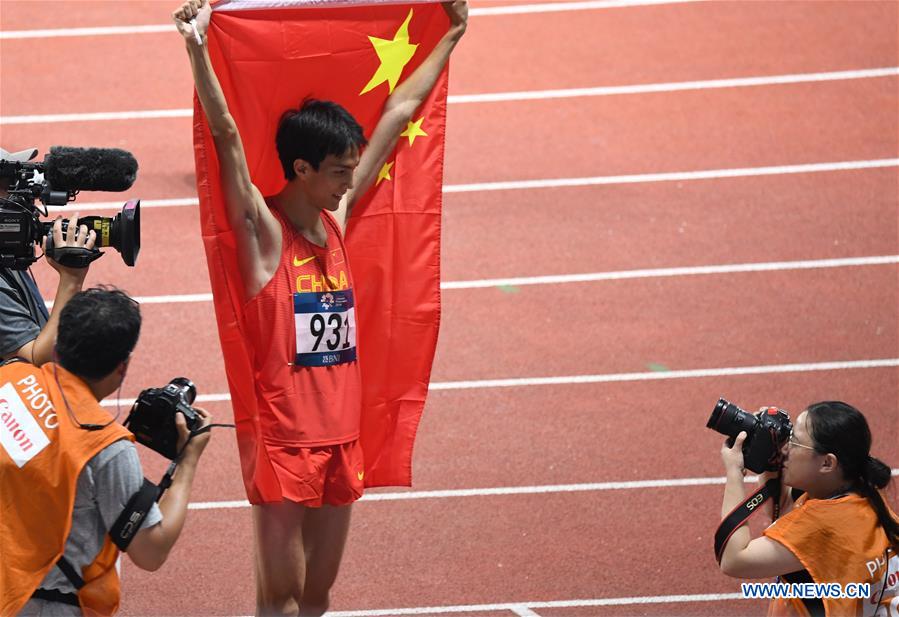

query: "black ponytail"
left=806, top=401, right=899, bottom=549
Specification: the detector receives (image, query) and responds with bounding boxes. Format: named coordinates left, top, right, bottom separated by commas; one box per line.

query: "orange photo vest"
left=0, top=361, right=132, bottom=616
left=764, top=493, right=898, bottom=616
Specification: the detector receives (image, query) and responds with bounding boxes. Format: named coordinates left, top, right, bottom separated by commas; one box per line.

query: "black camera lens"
left=707, top=398, right=757, bottom=440
left=706, top=398, right=793, bottom=473
left=40, top=199, right=140, bottom=266
left=168, top=377, right=197, bottom=405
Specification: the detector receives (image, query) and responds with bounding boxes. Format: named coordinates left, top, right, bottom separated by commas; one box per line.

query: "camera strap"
left=52, top=555, right=85, bottom=590
left=714, top=477, right=781, bottom=563
left=107, top=424, right=236, bottom=551
left=109, top=478, right=160, bottom=551
left=46, top=245, right=102, bottom=269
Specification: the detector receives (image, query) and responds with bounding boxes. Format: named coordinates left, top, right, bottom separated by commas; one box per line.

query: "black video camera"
left=125, top=378, right=201, bottom=460
left=0, top=147, right=141, bottom=270
left=706, top=398, right=792, bottom=473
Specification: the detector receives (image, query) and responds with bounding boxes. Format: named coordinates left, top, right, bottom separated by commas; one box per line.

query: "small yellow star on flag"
left=360, top=9, right=418, bottom=95
left=377, top=161, right=395, bottom=185
left=400, top=117, right=428, bottom=146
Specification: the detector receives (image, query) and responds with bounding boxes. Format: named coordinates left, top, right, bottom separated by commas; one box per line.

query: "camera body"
left=0, top=152, right=140, bottom=269
left=0, top=207, right=45, bottom=269
left=125, top=378, right=201, bottom=459
left=0, top=161, right=66, bottom=269
left=707, top=398, right=792, bottom=473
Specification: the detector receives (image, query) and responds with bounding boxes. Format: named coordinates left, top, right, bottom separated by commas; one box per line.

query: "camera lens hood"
left=118, top=199, right=140, bottom=266
left=169, top=377, right=197, bottom=405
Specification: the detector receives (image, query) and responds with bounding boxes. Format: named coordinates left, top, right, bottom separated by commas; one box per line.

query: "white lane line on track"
left=50, top=197, right=200, bottom=212
left=4, top=68, right=897, bottom=124
left=470, top=0, right=699, bottom=16
left=439, top=255, right=899, bottom=290
left=43, top=158, right=899, bottom=214
left=101, top=358, right=899, bottom=410
left=509, top=607, right=543, bottom=617
left=49, top=255, right=898, bottom=309
left=187, top=471, right=899, bottom=510
left=1, top=109, right=193, bottom=124
left=426, top=358, right=899, bottom=390
left=442, top=158, right=899, bottom=193
left=0, top=0, right=699, bottom=40
left=450, top=67, right=899, bottom=103
left=320, top=593, right=747, bottom=616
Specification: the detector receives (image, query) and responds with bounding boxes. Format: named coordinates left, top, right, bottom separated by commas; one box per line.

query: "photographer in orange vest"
left=0, top=287, right=212, bottom=616
left=718, top=401, right=898, bottom=616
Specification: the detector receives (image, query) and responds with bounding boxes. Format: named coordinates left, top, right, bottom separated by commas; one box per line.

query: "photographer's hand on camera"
left=721, top=431, right=748, bottom=478
left=126, top=406, right=212, bottom=572
left=175, top=405, right=212, bottom=459
left=6, top=215, right=97, bottom=366
left=43, top=214, right=97, bottom=279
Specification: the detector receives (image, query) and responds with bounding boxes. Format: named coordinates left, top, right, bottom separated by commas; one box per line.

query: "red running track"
left=1, top=0, right=897, bottom=615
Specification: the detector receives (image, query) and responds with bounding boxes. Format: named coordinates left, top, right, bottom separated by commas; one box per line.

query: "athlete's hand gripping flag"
left=190, top=0, right=453, bottom=498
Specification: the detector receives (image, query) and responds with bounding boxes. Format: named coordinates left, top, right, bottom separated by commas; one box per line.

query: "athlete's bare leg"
left=254, top=501, right=307, bottom=616
left=298, top=504, right=353, bottom=616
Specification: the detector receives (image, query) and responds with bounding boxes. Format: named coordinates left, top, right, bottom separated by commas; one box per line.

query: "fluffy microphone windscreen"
left=45, top=146, right=138, bottom=192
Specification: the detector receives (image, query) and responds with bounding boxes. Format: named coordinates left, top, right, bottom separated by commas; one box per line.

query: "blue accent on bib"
left=293, top=289, right=356, bottom=367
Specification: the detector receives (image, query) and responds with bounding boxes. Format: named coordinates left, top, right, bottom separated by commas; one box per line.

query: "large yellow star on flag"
left=377, top=161, right=395, bottom=185
left=360, top=9, right=418, bottom=95
left=400, top=117, right=428, bottom=146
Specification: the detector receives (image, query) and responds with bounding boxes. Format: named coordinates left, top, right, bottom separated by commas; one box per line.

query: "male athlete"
left=173, top=0, right=467, bottom=614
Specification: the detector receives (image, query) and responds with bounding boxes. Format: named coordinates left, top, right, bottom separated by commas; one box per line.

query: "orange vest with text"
left=764, top=493, right=899, bottom=616
left=0, top=361, right=132, bottom=616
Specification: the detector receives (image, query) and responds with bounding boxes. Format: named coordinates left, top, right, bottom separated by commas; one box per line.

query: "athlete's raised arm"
left=338, top=0, right=468, bottom=231
left=173, top=0, right=281, bottom=297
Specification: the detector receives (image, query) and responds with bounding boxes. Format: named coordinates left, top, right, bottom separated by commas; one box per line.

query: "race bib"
left=293, top=289, right=356, bottom=367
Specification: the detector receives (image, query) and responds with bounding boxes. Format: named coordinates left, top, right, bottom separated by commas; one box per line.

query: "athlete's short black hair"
left=276, top=99, right=367, bottom=179
left=56, top=286, right=141, bottom=380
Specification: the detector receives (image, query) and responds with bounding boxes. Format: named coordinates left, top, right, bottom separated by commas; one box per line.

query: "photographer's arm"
left=338, top=0, right=468, bottom=232
left=7, top=217, right=95, bottom=366
left=126, top=409, right=211, bottom=571
left=173, top=0, right=280, bottom=297
left=718, top=433, right=803, bottom=578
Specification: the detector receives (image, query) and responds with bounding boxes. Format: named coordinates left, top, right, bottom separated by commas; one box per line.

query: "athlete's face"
left=297, top=149, right=360, bottom=212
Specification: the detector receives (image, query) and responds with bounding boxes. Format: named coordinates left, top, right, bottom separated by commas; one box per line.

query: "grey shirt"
left=19, top=439, right=163, bottom=616
left=0, top=268, right=48, bottom=357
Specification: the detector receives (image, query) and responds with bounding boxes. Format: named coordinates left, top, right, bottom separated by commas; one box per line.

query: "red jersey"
left=242, top=207, right=362, bottom=448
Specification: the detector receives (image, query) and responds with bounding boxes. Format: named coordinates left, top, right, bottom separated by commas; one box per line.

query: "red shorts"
left=266, top=439, right=364, bottom=507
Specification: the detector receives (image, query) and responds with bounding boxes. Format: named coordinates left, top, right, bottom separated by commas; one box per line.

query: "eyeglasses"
left=788, top=427, right=816, bottom=451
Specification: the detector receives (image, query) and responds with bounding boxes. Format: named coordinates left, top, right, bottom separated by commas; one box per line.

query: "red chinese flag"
left=192, top=0, right=448, bottom=499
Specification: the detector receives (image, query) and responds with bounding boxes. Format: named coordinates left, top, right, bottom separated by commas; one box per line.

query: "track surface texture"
left=1, top=1, right=897, bottom=616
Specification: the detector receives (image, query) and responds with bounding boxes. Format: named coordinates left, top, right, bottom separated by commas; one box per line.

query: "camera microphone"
left=44, top=146, right=138, bottom=192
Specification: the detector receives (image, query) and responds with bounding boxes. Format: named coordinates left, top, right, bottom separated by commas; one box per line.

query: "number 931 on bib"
left=293, top=289, right=357, bottom=367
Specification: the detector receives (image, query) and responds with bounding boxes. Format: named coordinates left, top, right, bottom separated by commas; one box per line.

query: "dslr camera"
left=706, top=398, right=792, bottom=473
left=0, top=146, right=141, bottom=269
left=125, top=378, right=202, bottom=460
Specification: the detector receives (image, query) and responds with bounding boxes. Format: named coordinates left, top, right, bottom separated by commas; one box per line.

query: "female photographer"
left=719, top=401, right=898, bottom=615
